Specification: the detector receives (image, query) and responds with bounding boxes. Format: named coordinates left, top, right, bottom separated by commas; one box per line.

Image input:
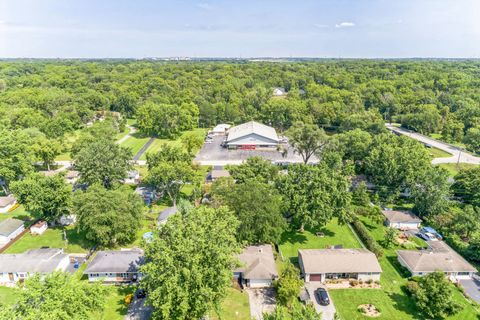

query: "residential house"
left=124, top=170, right=140, bottom=184
left=0, top=248, right=70, bottom=286
left=84, top=249, right=144, bottom=283
left=0, top=218, right=25, bottom=247
left=30, top=220, right=48, bottom=235
left=234, top=245, right=278, bottom=288
left=382, top=210, right=422, bottom=230
left=226, top=121, right=279, bottom=149
left=157, top=207, right=177, bottom=225
left=0, top=196, right=16, bottom=214
left=272, top=87, right=287, bottom=96
left=210, top=123, right=231, bottom=135
left=299, top=248, right=382, bottom=283
left=397, top=241, right=477, bottom=280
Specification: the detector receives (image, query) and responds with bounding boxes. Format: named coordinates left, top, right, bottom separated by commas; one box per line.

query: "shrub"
left=350, top=279, right=359, bottom=287
left=366, top=279, right=373, bottom=284
left=351, top=217, right=384, bottom=258
left=124, top=293, right=133, bottom=305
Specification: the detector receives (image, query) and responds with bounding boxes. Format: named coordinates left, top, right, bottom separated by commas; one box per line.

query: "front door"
left=8, top=273, right=14, bottom=281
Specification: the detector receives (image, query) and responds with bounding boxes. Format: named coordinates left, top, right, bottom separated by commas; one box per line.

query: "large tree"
left=0, top=272, right=106, bottom=320
left=212, top=179, right=286, bottom=244
left=286, top=121, right=328, bottom=164
left=276, top=163, right=352, bottom=231
left=140, top=206, right=240, bottom=320
left=407, top=272, right=461, bottom=319
left=11, top=173, right=71, bottom=222
left=274, top=262, right=303, bottom=307
left=32, top=136, right=62, bottom=171
left=72, top=184, right=143, bottom=247
left=180, top=131, right=204, bottom=156
left=263, top=301, right=319, bottom=320
left=145, top=144, right=193, bottom=170
left=452, top=166, right=480, bottom=206
left=227, top=156, right=279, bottom=184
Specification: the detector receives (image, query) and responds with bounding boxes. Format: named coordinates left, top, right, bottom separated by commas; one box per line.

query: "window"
left=457, top=272, right=470, bottom=276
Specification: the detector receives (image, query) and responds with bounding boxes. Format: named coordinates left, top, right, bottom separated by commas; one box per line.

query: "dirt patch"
left=358, top=304, right=381, bottom=317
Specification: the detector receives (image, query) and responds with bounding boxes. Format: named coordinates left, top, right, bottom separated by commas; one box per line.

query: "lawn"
left=4, top=226, right=93, bottom=254
left=437, top=163, right=479, bottom=178
left=120, top=132, right=151, bottom=157
left=0, top=205, right=31, bottom=222
left=427, top=146, right=452, bottom=158
left=115, top=126, right=131, bottom=140
left=210, top=287, right=251, bottom=320
left=278, top=218, right=362, bottom=264
left=92, top=285, right=135, bottom=320
left=0, top=286, right=19, bottom=307
left=139, top=128, right=207, bottom=160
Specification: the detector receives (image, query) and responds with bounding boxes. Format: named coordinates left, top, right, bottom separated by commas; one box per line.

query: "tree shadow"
left=64, top=228, right=94, bottom=251
left=311, top=226, right=335, bottom=238
left=386, top=255, right=412, bottom=278
left=131, top=131, right=150, bottom=139
left=388, top=289, right=423, bottom=320
left=279, top=229, right=308, bottom=246
left=359, top=219, right=378, bottom=232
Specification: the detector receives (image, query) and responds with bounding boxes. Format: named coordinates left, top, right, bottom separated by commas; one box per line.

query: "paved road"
left=117, top=125, right=137, bottom=144
left=386, top=124, right=480, bottom=165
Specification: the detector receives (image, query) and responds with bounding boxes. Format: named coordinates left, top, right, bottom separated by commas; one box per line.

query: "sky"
left=0, top=0, right=479, bottom=58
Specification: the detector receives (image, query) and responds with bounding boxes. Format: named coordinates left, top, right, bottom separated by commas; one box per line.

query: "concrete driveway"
left=459, top=275, right=480, bottom=303
left=304, top=283, right=336, bottom=320
left=246, top=287, right=276, bottom=320
left=124, top=297, right=153, bottom=320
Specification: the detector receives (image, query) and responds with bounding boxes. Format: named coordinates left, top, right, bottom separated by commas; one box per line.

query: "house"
left=0, top=248, right=70, bottom=285
left=0, top=196, right=16, bottom=214
left=30, top=220, right=48, bottom=235
left=382, top=210, right=422, bottom=230
left=157, top=207, right=177, bottom=225
left=0, top=218, right=25, bottom=247
left=210, top=123, right=231, bottom=135
left=397, top=241, right=477, bottom=280
left=234, top=245, right=278, bottom=288
left=58, top=214, right=76, bottom=226
left=225, top=121, right=279, bottom=149
left=124, top=170, right=140, bottom=184
left=84, top=249, right=144, bottom=283
left=299, top=248, right=382, bottom=283
left=65, top=170, right=79, bottom=184
left=207, top=167, right=231, bottom=182
left=273, top=87, right=287, bottom=96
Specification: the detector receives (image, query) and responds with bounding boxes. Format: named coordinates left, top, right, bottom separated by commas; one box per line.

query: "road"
left=385, top=124, right=480, bottom=165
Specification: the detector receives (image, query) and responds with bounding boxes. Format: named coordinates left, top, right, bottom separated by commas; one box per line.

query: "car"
left=205, top=139, right=213, bottom=144
left=315, top=288, right=330, bottom=306
left=419, top=226, right=442, bottom=241
left=135, top=288, right=147, bottom=299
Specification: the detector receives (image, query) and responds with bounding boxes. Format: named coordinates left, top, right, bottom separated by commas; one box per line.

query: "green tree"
left=274, top=262, right=303, bottom=307
left=11, top=173, right=71, bottom=222
left=263, top=301, right=320, bottom=320
left=140, top=206, right=240, bottom=320
left=228, top=156, right=279, bottom=184
left=463, top=127, right=480, bottom=154
left=455, top=205, right=480, bottom=240
left=32, top=136, right=62, bottom=171
left=452, top=166, right=480, bottom=206
left=72, top=184, right=143, bottom=247
left=146, top=144, right=193, bottom=169
left=0, top=272, right=106, bottom=320
left=335, top=129, right=372, bottom=163
left=286, top=121, right=328, bottom=164
left=383, top=227, right=398, bottom=248
left=352, top=182, right=371, bottom=207
left=212, top=180, right=286, bottom=244
left=180, top=131, right=204, bottom=155
left=276, top=163, right=352, bottom=231
left=407, top=272, right=461, bottom=319
left=74, top=138, right=132, bottom=189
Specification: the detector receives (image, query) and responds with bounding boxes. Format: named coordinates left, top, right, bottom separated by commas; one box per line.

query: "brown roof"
left=382, top=210, right=422, bottom=224
left=235, top=245, right=278, bottom=280
left=0, top=196, right=16, bottom=208
left=299, top=249, right=382, bottom=274
left=397, top=241, right=477, bottom=273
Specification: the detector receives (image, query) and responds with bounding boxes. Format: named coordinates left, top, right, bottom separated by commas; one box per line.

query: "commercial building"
left=225, top=121, right=279, bottom=150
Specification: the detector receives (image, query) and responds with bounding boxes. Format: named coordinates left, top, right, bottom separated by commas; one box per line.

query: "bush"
left=350, top=279, right=359, bottom=287
left=124, top=293, right=133, bottom=305
left=351, top=217, right=384, bottom=258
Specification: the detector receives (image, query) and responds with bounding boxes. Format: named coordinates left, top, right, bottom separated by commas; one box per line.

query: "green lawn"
left=115, top=126, right=131, bottom=140
left=210, top=287, right=251, bottom=320
left=140, top=128, right=207, bottom=160
left=0, top=205, right=31, bottom=222
left=0, top=286, right=19, bottom=307
left=279, top=218, right=362, bottom=264
left=427, top=146, right=452, bottom=158
left=437, top=163, right=479, bottom=178
left=4, top=226, right=93, bottom=254
left=92, top=285, right=135, bottom=320
left=120, top=132, right=151, bottom=157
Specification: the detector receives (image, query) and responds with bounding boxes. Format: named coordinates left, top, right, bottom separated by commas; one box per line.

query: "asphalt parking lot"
left=194, top=135, right=316, bottom=166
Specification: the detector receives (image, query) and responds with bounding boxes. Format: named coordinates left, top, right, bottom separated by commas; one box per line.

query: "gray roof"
left=383, top=210, right=422, bottom=224
left=84, top=250, right=144, bottom=274
left=157, top=207, right=177, bottom=224
left=235, top=245, right=278, bottom=280
left=0, top=248, right=68, bottom=273
left=0, top=218, right=24, bottom=236
left=397, top=241, right=477, bottom=273
left=0, top=196, right=16, bottom=208
left=299, top=249, right=382, bottom=274
left=211, top=169, right=230, bottom=179
left=226, top=121, right=279, bottom=143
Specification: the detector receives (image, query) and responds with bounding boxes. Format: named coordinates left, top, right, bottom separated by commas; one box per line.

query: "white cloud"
left=335, top=22, right=355, bottom=28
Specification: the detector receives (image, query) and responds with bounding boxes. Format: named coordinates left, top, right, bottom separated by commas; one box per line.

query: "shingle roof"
left=382, top=210, right=422, bottom=223
left=226, top=121, right=279, bottom=143
left=0, top=196, right=16, bottom=208
left=397, top=241, right=477, bottom=273
left=299, top=249, right=382, bottom=274
left=211, top=169, right=230, bottom=179
left=84, top=250, right=144, bottom=274
left=0, top=249, right=67, bottom=273
left=235, top=245, right=278, bottom=280
left=0, top=218, right=24, bottom=236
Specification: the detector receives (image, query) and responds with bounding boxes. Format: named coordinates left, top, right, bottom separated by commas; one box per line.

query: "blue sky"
left=0, top=0, right=479, bottom=58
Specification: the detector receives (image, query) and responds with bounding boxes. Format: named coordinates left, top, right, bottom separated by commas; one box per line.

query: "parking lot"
left=194, top=135, right=316, bottom=166
left=304, top=283, right=336, bottom=320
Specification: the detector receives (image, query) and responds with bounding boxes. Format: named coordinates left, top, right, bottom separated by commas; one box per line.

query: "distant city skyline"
left=0, top=0, right=479, bottom=58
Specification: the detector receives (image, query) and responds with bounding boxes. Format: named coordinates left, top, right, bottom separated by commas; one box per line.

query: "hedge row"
left=351, top=218, right=384, bottom=258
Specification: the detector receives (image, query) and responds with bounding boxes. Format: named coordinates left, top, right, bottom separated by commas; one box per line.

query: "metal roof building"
left=226, top=121, right=279, bottom=149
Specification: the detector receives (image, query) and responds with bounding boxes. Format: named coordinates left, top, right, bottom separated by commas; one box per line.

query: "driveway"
left=458, top=275, right=480, bottom=303
left=386, top=124, right=480, bottom=165
left=304, top=283, right=336, bottom=320
left=246, top=287, right=276, bottom=320
left=124, top=297, right=153, bottom=320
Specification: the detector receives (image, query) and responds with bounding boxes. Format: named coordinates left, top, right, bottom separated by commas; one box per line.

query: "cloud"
left=335, top=22, right=355, bottom=28
left=196, top=3, right=213, bottom=10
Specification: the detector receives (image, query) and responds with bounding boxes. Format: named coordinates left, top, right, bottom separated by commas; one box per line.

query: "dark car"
left=135, top=289, right=147, bottom=299
left=315, top=288, right=330, bottom=306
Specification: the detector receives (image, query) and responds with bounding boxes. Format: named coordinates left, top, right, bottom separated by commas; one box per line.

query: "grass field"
left=119, top=132, right=151, bottom=156
left=4, top=226, right=93, bottom=254
left=0, top=286, right=19, bottom=307
left=210, top=287, right=251, bottom=320
left=278, top=218, right=362, bottom=264
left=0, top=205, right=31, bottom=222
left=427, top=146, right=452, bottom=158
left=437, top=163, right=479, bottom=178
left=92, top=285, right=135, bottom=320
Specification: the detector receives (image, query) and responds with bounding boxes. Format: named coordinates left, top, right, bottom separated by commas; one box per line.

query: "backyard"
left=210, top=287, right=251, bottom=320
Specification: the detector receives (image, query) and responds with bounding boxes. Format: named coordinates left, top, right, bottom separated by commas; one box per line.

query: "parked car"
left=135, top=288, right=147, bottom=299
left=419, top=226, right=442, bottom=241
left=315, top=288, right=330, bottom=306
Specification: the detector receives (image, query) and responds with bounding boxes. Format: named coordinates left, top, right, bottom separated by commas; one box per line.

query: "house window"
left=457, top=272, right=470, bottom=276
